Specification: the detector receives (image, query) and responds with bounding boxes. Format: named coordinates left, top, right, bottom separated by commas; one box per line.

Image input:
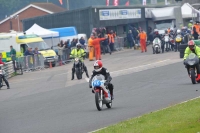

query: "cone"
left=59, top=60, right=62, bottom=66
left=49, top=62, right=52, bottom=68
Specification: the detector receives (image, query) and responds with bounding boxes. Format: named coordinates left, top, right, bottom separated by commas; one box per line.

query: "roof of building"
left=31, top=3, right=66, bottom=13
left=0, top=3, right=66, bottom=25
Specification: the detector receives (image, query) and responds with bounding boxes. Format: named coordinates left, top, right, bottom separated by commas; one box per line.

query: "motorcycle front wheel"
left=190, top=69, right=196, bottom=84
left=95, top=92, right=103, bottom=111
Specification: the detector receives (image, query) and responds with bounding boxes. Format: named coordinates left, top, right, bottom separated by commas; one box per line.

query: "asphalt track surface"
left=0, top=47, right=200, bottom=133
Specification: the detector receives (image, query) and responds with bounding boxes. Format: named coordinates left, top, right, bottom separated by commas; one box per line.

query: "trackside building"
left=22, top=5, right=182, bottom=37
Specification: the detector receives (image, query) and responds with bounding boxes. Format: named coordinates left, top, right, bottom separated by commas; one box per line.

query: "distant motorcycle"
left=91, top=74, right=112, bottom=111
left=73, top=57, right=84, bottom=80
left=184, top=53, right=199, bottom=84
left=164, top=34, right=170, bottom=52
left=152, top=38, right=162, bottom=54
left=175, top=34, right=182, bottom=52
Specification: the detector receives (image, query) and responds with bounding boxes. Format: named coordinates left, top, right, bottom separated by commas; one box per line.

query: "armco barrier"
left=114, top=37, right=124, bottom=51
left=2, top=61, right=14, bottom=79
left=16, top=54, right=45, bottom=72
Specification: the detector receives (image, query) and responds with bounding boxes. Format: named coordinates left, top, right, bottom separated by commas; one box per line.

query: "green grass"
left=96, top=98, right=200, bottom=133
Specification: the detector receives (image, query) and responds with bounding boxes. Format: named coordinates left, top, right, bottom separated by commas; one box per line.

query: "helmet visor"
left=94, top=66, right=100, bottom=69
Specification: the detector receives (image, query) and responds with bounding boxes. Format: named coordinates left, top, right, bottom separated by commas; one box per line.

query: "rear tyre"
left=95, top=92, right=103, bottom=111
left=190, top=69, right=196, bottom=84
left=75, top=69, right=81, bottom=79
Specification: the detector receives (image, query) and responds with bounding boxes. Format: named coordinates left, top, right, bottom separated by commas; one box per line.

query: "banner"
left=125, top=1, right=129, bottom=6
left=113, top=0, right=119, bottom=6
left=143, top=0, right=146, bottom=5
left=99, top=9, right=141, bottom=20
left=106, top=0, right=109, bottom=6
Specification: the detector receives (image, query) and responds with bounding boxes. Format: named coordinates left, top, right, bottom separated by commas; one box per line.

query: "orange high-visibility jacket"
left=107, top=34, right=115, bottom=43
left=138, top=32, right=147, bottom=40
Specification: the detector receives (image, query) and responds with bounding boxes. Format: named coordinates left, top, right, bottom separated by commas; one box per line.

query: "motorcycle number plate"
left=93, top=80, right=101, bottom=87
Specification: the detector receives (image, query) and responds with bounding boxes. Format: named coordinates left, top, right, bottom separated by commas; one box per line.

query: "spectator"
left=79, top=37, right=86, bottom=46
left=24, top=48, right=34, bottom=69
left=10, top=45, right=16, bottom=72
left=127, top=30, right=135, bottom=49
left=71, top=39, right=76, bottom=47
left=102, top=35, right=111, bottom=55
left=33, top=47, right=40, bottom=54
left=24, top=48, right=34, bottom=56
left=138, top=29, right=147, bottom=53
left=58, top=43, right=66, bottom=65
left=108, top=30, right=116, bottom=52
left=60, top=40, right=64, bottom=47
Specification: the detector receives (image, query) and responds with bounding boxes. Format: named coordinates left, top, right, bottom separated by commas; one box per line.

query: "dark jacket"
left=24, top=50, right=34, bottom=56
left=127, top=33, right=134, bottom=42
left=79, top=39, right=85, bottom=45
left=153, top=34, right=162, bottom=40
left=102, top=38, right=109, bottom=46
left=89, top=67, right=112, bottom=87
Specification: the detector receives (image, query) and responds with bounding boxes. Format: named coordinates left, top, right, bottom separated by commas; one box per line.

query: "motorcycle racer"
left=89, top=60, right=114, bottom=100
left=70, top=43, right=89, bottom=80
left=183, top=40, right=200, bottom=81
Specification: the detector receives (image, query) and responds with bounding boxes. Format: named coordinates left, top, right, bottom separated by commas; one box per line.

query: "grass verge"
left=96, top=97, right=200, bottom=133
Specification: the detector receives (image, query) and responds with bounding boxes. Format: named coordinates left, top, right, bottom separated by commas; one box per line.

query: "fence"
left=114, top=37, right=125, bottom=51
left=2, top=61, right=14, bottom=79
left=16, top=54, right=45, bottom=72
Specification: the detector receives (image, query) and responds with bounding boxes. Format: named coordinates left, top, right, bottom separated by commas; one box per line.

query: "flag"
left=125, top=1, right=129, bottom=6
left=106, top=0, right=109, bottom=6
left=143, top=0, right=146, bottom=5
left=59, top=0, right=63, bottom=5
left=113, top=0, right=119, bottom=6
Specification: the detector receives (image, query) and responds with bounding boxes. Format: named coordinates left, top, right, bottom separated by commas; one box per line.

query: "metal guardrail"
left=2, top=61, right=14, bottom=79
left=114, top=37, right=124, bottom=51
left=16, top=54, right=45, bottom=72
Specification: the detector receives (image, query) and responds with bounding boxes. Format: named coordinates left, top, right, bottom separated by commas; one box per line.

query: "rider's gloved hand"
left=104, top=81, right=109, bottom=86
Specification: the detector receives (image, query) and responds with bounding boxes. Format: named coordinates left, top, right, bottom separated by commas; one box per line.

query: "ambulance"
left=0, top=32, right=58, bottom=66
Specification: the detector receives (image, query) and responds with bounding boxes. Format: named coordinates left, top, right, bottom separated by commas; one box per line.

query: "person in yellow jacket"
left=183, top=40, right=200, bottom=81
left=70, top=43, right=89, bottom=80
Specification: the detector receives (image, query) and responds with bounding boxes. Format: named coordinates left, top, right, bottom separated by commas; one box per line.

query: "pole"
left=66, top=0, right=69, bottom=10
left=17, top=15, right=20, bottom=32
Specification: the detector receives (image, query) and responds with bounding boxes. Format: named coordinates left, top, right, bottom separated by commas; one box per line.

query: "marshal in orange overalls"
left=88, top=37, right=94, bottom=61
left=138, top=31, right=147, bottom=53
left=92, top=37, right=106, bottom=60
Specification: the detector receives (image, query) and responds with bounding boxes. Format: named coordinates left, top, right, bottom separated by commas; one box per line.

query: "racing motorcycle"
left=73, top=57, right=84, bottom=80
left=152, top=37, right=161, bottom=54
left=175, top=34, right=182, bottom=52
left=91, top=74, right=112, bottom=111
left=164, top=34, right=170, bottom=52
left=184, top=53, right=199, bottom=84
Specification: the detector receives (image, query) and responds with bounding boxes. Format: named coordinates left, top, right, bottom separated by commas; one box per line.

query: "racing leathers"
left=152, top=34, right=162, bottom=53
left=89, top=67, right=114, bottom=100
left=70, top=48, right=89, bottom=80
left=184, top=46, right=200, bottom=78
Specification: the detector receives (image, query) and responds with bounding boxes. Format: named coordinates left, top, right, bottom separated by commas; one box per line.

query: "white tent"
left=181, top=3, right=197, bottom=18
left=25, top=23, right=59, bottom=38
left=25, top=23, right=60, bottom=47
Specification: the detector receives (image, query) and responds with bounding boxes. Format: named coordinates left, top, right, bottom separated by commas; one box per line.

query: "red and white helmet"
left=188, top=40, right=195, bottom=50
left=94, top=60, right=103, bottom=72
